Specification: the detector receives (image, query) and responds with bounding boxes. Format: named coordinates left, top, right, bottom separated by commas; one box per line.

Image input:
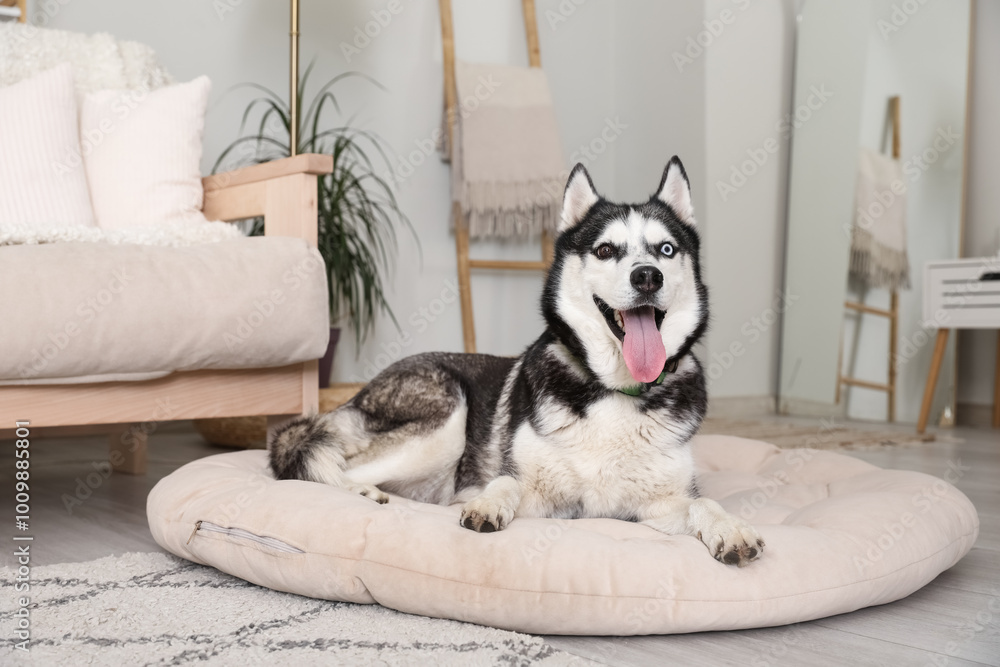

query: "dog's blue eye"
left=660, top=243, right=675, bottom=257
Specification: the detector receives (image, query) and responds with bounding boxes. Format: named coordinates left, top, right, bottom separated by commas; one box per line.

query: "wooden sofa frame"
left=0, top=154, right=333, bottom=473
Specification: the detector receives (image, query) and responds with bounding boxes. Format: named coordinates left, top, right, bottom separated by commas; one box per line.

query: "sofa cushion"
left=0, top=237, right=330, bottom=384
left=0, top=64, right=95, bottom=229
left=82, top=76, right=213, bottom=230
left=0, top=23, right=173, bottom=97
left=146, top=436, right=979, bottom=635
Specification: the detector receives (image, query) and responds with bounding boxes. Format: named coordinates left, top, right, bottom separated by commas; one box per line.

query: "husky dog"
left=270, top=157, right=764, bottom=566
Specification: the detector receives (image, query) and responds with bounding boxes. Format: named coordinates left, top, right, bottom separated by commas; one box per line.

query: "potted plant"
left=193, top=66, right=412, bottom=449
left=214, top=65, right=413, bottom=388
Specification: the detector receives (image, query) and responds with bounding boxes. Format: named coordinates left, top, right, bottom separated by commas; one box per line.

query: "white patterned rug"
left=699, top=418, right=940, bottom=450
left=0, top=552, right=593, bottom=666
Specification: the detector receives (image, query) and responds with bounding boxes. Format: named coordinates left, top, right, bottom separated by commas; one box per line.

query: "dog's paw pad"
left=702, top=517, right=764, bottom=567
left=459, top=498, right=511, bottom=533
left=460, top=510, right=501, bottom=533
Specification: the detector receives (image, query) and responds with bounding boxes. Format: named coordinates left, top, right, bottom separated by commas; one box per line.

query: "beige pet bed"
left=147, top=435, right=978, bottom=635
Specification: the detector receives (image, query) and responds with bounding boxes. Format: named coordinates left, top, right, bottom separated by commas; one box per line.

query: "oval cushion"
left=146, top=434, right=979, bottom=635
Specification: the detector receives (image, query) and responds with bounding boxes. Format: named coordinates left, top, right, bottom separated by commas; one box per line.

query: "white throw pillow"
left=82, top=76, right=211, bottom=230
left=0, top=63, right=96, bottom=228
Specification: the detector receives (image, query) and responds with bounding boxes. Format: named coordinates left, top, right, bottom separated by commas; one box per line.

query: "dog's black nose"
left=630, top=265, right=663, bottom=294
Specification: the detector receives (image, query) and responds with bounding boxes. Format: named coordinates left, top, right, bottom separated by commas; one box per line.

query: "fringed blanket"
left=849, top=147, right=911, bottom=290
left=447, top=61, right=566, bottom=239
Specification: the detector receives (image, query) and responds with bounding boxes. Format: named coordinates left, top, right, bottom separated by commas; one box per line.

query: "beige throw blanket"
left=447, top=61, right=565, bottom=239
left=849, top=147, right=911, bottom=290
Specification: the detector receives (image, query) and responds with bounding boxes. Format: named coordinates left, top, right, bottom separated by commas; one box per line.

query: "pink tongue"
left=622, top=306, right=667, bottom=383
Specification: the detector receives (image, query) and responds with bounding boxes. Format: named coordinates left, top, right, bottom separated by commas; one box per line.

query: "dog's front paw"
left=459, top=497, right=513, bottom=533
left=699, top=515, right=764, bottom=567
left=348, top=483, right=389, bottom=504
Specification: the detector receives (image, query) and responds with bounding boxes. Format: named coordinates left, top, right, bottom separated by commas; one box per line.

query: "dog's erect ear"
left=560, top=163, right=600, bottom=232
left=655, top=156, right=695, bottom=225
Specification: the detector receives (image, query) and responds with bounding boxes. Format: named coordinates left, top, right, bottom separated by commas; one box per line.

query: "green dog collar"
left=617, top=357, right=680, bottom=397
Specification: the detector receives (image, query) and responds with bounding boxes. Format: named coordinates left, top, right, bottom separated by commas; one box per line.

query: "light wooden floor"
left=0, top=418, right=996, bottom=666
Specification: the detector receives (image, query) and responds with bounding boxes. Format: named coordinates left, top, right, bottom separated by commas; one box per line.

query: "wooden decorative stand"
left=439, top=0, right=555, bottom=353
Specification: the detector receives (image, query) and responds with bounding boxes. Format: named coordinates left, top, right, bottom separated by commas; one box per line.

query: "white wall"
left=958, top=0, right=1000, bottom=413
left=612, top=3, right=705, bottom=209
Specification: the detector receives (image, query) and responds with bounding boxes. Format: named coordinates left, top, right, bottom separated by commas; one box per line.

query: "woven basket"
left=193, top=416, right=266, bottom=449
left=193, top=385, right=366, bottom=450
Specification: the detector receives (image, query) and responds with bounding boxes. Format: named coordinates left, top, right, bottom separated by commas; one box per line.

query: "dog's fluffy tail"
left=268, top=414, right=344, bottom=483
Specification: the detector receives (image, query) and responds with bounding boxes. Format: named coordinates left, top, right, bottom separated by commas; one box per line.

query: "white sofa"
left=0, top=25, right=330, bottom=472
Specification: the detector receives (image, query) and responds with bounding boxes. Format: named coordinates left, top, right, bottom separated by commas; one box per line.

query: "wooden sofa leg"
left=109, top=424, right=148, bottom=475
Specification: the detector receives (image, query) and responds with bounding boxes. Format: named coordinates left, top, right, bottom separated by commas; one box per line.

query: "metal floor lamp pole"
left=290, top=0, right=299, bottom=156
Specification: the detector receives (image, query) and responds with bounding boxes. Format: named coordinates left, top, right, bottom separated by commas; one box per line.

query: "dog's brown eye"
left=595, top=244, right=615, bottom=260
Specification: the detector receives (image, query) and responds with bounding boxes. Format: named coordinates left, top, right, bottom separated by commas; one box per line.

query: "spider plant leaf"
left=215, top=68, right=417, bottom=350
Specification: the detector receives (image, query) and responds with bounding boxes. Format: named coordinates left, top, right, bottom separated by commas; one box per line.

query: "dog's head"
left=542, top=157, right=708, bottom=390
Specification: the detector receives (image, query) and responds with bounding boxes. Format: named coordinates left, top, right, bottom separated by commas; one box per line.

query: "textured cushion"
left=82, top=76, right=211, bottom=230
left=0, top=23, right=174, bottom=96
left=0, top=237, right=329, bottom=384
left=0, top=64, right=95, bottom=228
left=147, top=436, right=979, bottom=635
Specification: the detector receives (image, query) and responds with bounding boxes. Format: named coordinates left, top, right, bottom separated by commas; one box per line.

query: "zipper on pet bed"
left=186, top=520, right=304, bottom=554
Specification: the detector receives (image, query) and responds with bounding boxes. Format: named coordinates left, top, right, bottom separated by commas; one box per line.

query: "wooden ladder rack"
left=438, top=0, right=555, bottom=353
left=836, top=95, right=902, bottom=422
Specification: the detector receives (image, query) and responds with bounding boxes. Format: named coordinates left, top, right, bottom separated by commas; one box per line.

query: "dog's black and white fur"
left=270, top=157, right=764, bottom=566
